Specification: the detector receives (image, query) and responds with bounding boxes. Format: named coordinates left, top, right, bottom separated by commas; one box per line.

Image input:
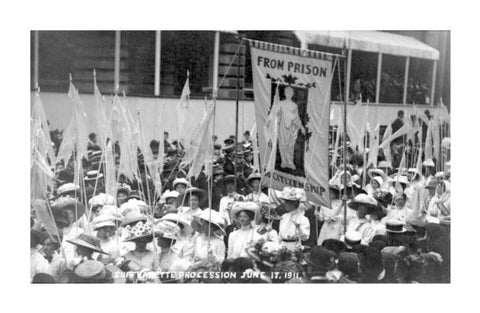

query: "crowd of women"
left=30, top=126, right=451, bottom=284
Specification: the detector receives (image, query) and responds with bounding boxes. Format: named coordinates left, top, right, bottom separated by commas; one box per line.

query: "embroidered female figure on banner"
left=266, top=85, right=306, bottom=172
left=277, top=86, right=306, bottom=170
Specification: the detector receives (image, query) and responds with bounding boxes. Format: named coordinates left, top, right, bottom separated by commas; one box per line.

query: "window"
left=35, top=31, right=117, bottom=94
left=123, top=31, right=156, bottom=96
left=350, top=51, right=378, bottom=103
left=160, top=31, right=214, bottom=97
left=380, top=54, right=406, bottom=104
left=407, top=57, right=432, bottom=105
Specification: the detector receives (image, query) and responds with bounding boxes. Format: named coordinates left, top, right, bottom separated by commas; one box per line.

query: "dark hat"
left=224, top=138, right=235, bottom=145
left=176, top=187, right=208, bottom=206
left=321, top=239, right=348, bottom=255
left=348, top=194, right=380, bottom=211
left=127, top=190, right=143, bottom=201
left=32, top=273, right=56, bottom=283
left=213, top=166, right=224, bottom=176
left=352, top=244, right=368, bottom=254
left=66, top=233, right=107, bottom=254
left=162, top=161, right=178, bottom=175
left=366, top=203, right=386, bottom=219
left=56, top=169, right=74, bottom=184
left=372, top=190, right=393, bottom=208
left=358, top=246, right=384, bottom=274
left=372, top=235, right=388, bottom=245
left=117, top=183, right=132, bottom=195
left=338, top=252, right=359, bottom=278
left=303, top=246, right=336, bottom=271
left=369, top=240, right=387, bottom=251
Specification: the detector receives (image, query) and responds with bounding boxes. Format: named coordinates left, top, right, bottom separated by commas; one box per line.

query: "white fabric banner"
left=250, top=41, right=334, bottom=207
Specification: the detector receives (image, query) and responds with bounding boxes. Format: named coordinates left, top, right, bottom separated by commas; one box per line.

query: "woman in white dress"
left=426, top=180, right=451, bottom=221
left=227, top=202, right=262, bottom=259
left=191, top=209, right=226, bottom=264
left=123, top=221, right=159, bottom=272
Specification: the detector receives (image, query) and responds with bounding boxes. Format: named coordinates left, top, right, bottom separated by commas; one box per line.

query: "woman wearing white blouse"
left=277, top=187, right=310, bottom=251
left=191, top=209, right=227, bottom=264
left=228, top=202, right=262, bottom=259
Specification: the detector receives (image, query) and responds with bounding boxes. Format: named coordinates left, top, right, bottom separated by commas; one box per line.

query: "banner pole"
left=342, top=45, right=349, bottom=235
left=234, top=40, right=243, bottom=192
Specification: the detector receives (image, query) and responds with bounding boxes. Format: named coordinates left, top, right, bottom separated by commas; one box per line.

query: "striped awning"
left=294, top=30, right=440, bottom=60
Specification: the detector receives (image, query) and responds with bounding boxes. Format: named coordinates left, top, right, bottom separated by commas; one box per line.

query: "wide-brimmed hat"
left=347, top=194, right=380, bottom=211
left=231, top=202, right=259, bottom=220
left=172, top=178, right=191, bottom=190
left=176, top=187, right=208, bottom=206
left=123, top=220, right=154, bottom=242
left=161, top=190, right=180, bottom=201
left=98, top=205, right=123, bottom=221
left=422, top=159, right=435, bottom=167
left=121, top=210, right=147, bottom=227
left=159, top=213, right=192, bottom=234
left=246, top=172, right=262, bottom=186
left=74, top=260, right=107, bottom=280
left=84, top=170, right=104, bottom=182
left=191, top=209, right=226, bottom=237
left=392, top=175, right=409, bottom=186
left=66, top=233, right=107, bottom=254
left=57, top=183, right=80, bottom=197
left=385, top=220, right=407, bottom=233
left=368, top=168, right=387, bottom=180
left=278, top=187, right=302, bottom=201
left=51, top=197, right=86, bottom=225
left=321, top=239, right=348, bottom=254
left=303, top=246, right=336, bottom=270
left=92, top=214, right=117, bottom=230
left=372, top=190, right=393, bottom=209
left=154, top=220, right=181, bottom=240
left=377, top=161, right=392, bottom=170
left=88, top=193, right=116, bottom=208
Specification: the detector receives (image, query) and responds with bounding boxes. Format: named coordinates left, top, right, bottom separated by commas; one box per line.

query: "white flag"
left=176, top=74, right=190, bottom=146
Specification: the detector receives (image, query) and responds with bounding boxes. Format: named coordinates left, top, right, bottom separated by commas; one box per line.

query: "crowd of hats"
left=31, top=123, right=450, bottom=283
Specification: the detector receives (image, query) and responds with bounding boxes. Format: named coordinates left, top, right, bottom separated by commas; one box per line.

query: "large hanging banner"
left=250, top=40, right=335, bottom=207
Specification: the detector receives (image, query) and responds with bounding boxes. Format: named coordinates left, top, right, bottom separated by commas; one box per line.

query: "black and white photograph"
left=29, top=29, right=452, bottom=285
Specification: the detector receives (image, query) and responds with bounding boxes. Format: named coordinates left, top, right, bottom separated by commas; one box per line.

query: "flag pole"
left=342, top=44, right=349, bottom=235
left=234, top=40, right=243, bottom=192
